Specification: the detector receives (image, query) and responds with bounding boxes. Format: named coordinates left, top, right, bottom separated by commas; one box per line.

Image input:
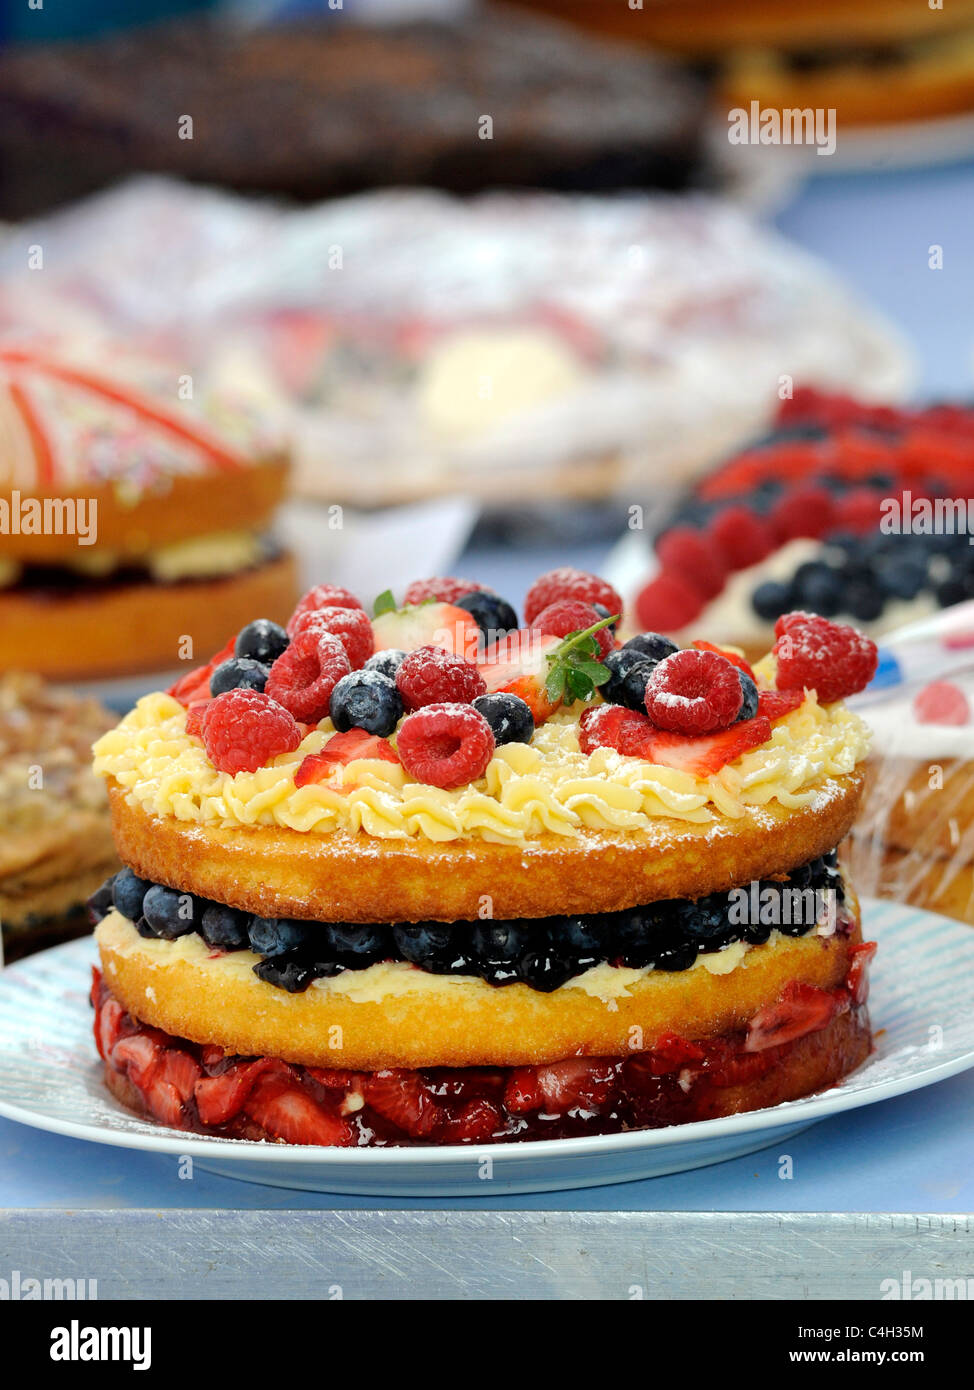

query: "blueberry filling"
left=89, top=852, right=846, bottom=995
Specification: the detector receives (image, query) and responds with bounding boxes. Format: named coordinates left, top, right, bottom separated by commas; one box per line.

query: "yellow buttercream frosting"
left=92, top=689, right=871, bottom=846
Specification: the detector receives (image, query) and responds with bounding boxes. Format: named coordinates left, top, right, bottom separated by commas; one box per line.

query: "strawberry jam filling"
left=91, top=944, right=874, bottom=1146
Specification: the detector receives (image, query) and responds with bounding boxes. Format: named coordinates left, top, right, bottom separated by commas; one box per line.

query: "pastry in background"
left=0, top=339, right=296, bottom=681
left=0, top=672, right=118, bottom=961
left=514, top=0, right=974, bottom=127
left=634, top=389, right=974, bottom=662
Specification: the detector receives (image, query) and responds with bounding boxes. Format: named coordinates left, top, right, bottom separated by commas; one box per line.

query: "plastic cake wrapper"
left=0, top=177, right=911, bottom=507
left=846, top=599, right=974, bottom=926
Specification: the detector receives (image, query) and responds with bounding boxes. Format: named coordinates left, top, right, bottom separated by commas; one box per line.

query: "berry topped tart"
left=0, top=338, right=296, bottom=680
left=634, top=388, right=974, bottom=662
left=88, top=565, right=878, bottom=1146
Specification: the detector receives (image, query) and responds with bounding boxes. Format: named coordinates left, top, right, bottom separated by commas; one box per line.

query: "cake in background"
left=513, top=0, right=974, bottom=127
left=634, top=389, right=974, bottom=661
left=0, top=7, right=706, bottom=220
left=0, top=673, right=118, bottom=962
left=0, top=338, right=296, bottom=681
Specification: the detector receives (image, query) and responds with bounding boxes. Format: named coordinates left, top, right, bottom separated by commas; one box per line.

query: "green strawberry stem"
left=545, top=614, right=620, bottom=703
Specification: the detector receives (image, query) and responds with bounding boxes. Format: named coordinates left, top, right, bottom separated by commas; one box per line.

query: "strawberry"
left=195, top=1058, right=288, bottom=1127
left=294, top=729, right=399, bottom=786
left=478, top=630, right=563, bottom=723
left=744, top=981, right=840, bottom=1053
left=847, top=941, right=877, bottom=1007
left=503, top=1058, right=615, bottom=1115
left=361, top=1069, right=441, bottom=1137
left=620, top=714, right=772, bottom=775
left=372, top=600, right=480, bottom=661
left=167, top=637, right=235, bottom=708
left=578, top=703, right=651, bottom=754
left=244, top=1071, right=354, bottom=1145
left=94, top=995, right=125, bottom=1062
left=436, top=1099, right=503, bottom=1144
left=111, top=1033, right=162, bottom=1091
left=145, top=1050, right=202, bottom=1129
left=758, top=689, right=804, bottom=721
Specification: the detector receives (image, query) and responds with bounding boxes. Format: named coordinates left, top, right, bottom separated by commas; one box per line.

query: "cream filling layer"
left=92, top=689, right=871, bottom=846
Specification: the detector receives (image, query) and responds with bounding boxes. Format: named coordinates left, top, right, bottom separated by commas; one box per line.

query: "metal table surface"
left=4, top=158, right=974, bottom=1299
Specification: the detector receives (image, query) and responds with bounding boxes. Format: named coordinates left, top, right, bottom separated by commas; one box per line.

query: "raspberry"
left=707, top=506, right=774, bottom=570
left=403, top=576, right=486, bottom=606
left=834, top=487, right=884, bottom=534
left=523, top=567, right=622, bottom=627
left=913, top=680, right=970, bottom=726
left=395, top=645, right=486, bottom=710
left=634, top=573, right=704, bottom=632
left=773, top=612, right=878, bottom=703
left=201, top=689, right=302, bottom=775
left=287, top=585, right=364, bottom=636
left=265, top=629, right=351, bottom=722
left=396, top=702, right=495, bottom=788
left=644, top=649, right=743, bottom=734
left=289, top=605, right=373, bottom=668
left=769, top=485, right=836, bottom=542
left=532, top=599, right=612, bottom=656
left=691, top=639, right=756, bottom=680
left=578, top=703, right=650, bottom=754
left=655, top=527, right=726, bottom=599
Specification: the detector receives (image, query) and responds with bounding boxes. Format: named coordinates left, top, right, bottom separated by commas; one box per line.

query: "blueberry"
left=602, top=649, right=656, bottom=711
left=471, top=692, right=534, bottom=745
left=555, top=915, right=608, bottom=956
left=248, top=916, right=313, bottom=957
left=648, top=929, right=698, bottom=972
left=623, top=632, right=679, bottom=663
left=751, top=580, right=794, bottom=622
left=329, top=670, right=403, bottom=737
left=682, top=895, right=736, bottom=953
left=472, top=920, right=532, bottom=984
left=141, top=884, right=197, bottom=940
left=844, top=583, right=884, bottom=623
left=364, top=649, right=406, bottom=679
left=516, top=948, right=579, bottom=992
left=235, top=619, right=289, bottom=665
left=612, top=908, right=658, bottom=968
left=321, top=923, right=392, bottom=969
left=392, top=923, right=461, bottom=971
left=797, top=569, right=842, bottom=618
left=736, top=671, right=759, bottom=722
left=135, top=917, right=159, bottom=940
left=210, top=657, right=270, bottom=695
left=112, top=867, right=152, bottom=922
left=86, top=877, right=116, bottom=924
left=936, top=577, right=966, bottom=608
left=200, top=903, right=250, bottom=950
left=254, top=950, right=317, bottom=994
left=455, top=591, right=518, bottom=643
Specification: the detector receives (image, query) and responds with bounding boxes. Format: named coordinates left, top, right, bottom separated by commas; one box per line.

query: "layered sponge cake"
left=88, top=568, right=877, bottom=1145
left=0, top=338, right=296, bottom=680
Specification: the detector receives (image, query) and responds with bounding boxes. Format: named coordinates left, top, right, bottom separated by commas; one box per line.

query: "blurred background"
left=3, top=0, right=974, bottom=955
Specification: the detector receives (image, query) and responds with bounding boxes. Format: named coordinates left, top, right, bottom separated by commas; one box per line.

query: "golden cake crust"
left=96, top=909, right=863, bottom=1069
left=106, top=770, right=865, bottom=921
left=0, top=552, right=298, bottom=680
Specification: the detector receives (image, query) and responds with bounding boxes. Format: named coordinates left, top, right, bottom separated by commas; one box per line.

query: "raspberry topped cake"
left=635, top=388, right=974, bottom=662
left=89, top=566, right=877, bottom=1145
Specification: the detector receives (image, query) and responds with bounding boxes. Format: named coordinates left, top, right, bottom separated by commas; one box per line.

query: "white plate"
left=0, top=899, right=971, bottom=1196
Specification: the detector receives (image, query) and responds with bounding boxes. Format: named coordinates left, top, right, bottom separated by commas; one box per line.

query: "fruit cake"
left=0, top=339, right=296, bottom=680
left=88, top=568, right=877, bottom=1146
left=634, top=388, right=974, bottom=663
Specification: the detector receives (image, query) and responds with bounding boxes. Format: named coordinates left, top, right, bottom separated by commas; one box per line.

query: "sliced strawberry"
left=185, top=698, right=213, bottom=738
left=744, top=981, right=840, bottom=1053
left=244, top=1071, right=355, bottom=1145
left=195, top=1058, right=289, bottom=1126
left=477, top=629, right=562, bottom=724
left=642, top=1032, right=707, bottom=1077
left=146, top=1050, right=202, bottom=1128
left=578, top=703, right=652, bottom=754
left=167, top=637, right=235, bottom=708
left=847, top=941, right=877, bottom=1007
left=503, top=1058, right=615, bottom=1115
left=691, top=640, right=756, bottom=681
left=372, top=602, right=480, bottom=661
left=361, top=1069, right=441, bottom=1137
left=758, top=689, right=804, bottom=721
left=94, top=996, right=125, bottom=1062
left=436, top=1099, right=503, bottom=1144
left=295, top=730, right=399, bottom=786
left=620, top=715, right=772, bottom=775
left=110, top=1033, right=162, bottom=1091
